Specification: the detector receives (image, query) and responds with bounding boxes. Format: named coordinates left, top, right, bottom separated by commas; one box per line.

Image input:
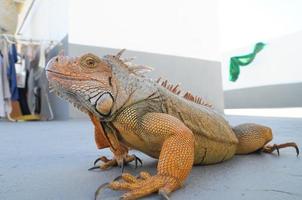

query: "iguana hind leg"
left=234, top=123, right=299, bottom=155
left=97, top=113, right=195, bottom=200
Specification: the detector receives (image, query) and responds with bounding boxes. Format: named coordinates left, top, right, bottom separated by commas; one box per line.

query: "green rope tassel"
left=229, top=42, right=266, bottom=82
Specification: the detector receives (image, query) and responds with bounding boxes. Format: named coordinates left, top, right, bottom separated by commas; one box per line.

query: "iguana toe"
left=93, top=156, right=110, bottom=166
left=262, top=142, right=299, bottom=156
left=99, top=172, right=180, bottom=200
left=88, top=156, right=117, bottom=171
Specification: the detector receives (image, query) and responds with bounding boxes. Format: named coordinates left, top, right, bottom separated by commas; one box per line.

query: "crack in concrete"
left=250, top=189, right=299, bottom=196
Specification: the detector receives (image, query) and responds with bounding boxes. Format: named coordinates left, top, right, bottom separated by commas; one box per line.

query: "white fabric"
left=15, top=57, right=27, bottom=88
left=0, top=40, right=12, bottom=118
left=39, top=43, right=46, bottom=69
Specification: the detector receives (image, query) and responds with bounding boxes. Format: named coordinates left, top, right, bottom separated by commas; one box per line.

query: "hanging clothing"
left=25, top=44, right=52, bottom=119
left=15, top=56, right=27, bottom=88
left=26, top=45, right=42, bottom=115
left=0, top=37, right=55, bottom=121
left=38, top=43, right=46, bottom=69
left=0, top=40, right=12, bottom=118
left=15, top=56, right=30, bottom=115
left=18, top=87, right=31, bottom=115
left=7, top=44, right=19, bottom=100
left=0, top=54, right=12, bottom=117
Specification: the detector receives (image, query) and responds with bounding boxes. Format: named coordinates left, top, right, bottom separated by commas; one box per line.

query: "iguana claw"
left=94, top=175, right=123, bottom=200
left=114, top=175, right=123, bottom=181
left=120, top=160, right=125, bottom=173
left=159, top=190, right=170, bottom=200
left=88, top=166, right=102, bottom=171
left=94, top=182, right=109, bottom=200
left=132, top=154, right=143, bottom=169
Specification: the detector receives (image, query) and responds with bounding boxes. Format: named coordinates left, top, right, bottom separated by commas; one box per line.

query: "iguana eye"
left=86, top=58, right=96, bottom=67
left=80, top=54, right=101, bottom=68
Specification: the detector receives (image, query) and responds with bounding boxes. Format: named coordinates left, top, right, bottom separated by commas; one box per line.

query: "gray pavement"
left=0, top=116, right=301, bottom=200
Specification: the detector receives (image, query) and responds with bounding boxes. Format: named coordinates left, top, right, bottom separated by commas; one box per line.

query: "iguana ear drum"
left=95, top=92, right=113, bottom=116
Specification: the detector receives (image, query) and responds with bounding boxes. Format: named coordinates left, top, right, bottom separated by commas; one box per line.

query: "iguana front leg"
left=91, top=133, right=142, bottom=171
left=88, top=113, right=142, bottom=171
left=97, top=113, right=195, bottom=199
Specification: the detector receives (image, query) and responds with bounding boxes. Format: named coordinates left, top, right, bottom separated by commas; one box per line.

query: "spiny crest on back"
left=157, top=78, right=213, bottom=108
left=157, top=78, right=182, bottom=95
left=107, top=49, right=153, bottom=77
left=109, top=49, right=213, bottom=108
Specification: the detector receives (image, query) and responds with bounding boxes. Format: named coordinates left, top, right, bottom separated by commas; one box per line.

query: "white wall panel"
left=69, top=0, right=220, bottom=61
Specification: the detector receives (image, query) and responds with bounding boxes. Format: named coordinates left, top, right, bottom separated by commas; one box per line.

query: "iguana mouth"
left=46, top=69, right=94, bottom=81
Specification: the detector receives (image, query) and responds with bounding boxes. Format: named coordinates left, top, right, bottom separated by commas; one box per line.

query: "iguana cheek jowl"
left=91, top=92, right=113, bottom=116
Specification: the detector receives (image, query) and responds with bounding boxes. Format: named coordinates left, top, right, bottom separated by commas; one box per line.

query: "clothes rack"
left=1, top=34, right=62, bottom=45
left=0, top=34, right=63, bottom=55
left=0, top=34, right=60, bottom=121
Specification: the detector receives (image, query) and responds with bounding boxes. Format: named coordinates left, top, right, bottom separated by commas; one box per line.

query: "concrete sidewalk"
left=0, top=116, right=301, bottom=200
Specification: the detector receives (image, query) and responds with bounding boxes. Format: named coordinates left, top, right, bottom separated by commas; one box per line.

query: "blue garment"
left=7, top=44, right=19, bottom=100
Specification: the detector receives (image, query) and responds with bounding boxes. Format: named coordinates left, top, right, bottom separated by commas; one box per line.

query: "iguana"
left=46, top=50, right=299, bottom=200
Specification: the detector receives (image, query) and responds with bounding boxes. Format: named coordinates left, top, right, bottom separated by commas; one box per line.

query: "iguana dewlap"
left=46, top=50, right=299, bottom=200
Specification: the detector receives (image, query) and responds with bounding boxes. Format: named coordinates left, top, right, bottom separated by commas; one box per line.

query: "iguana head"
left=46, top=53, right=117, bottom=118
left=46, top=50, right=154, bottom=120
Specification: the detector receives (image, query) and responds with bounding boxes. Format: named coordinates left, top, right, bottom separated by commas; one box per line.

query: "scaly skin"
left=46, top=50, right=299, bottom=200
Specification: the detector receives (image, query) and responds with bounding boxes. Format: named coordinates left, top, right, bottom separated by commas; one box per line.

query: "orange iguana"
left=46, top=50, right=299, bottom=200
